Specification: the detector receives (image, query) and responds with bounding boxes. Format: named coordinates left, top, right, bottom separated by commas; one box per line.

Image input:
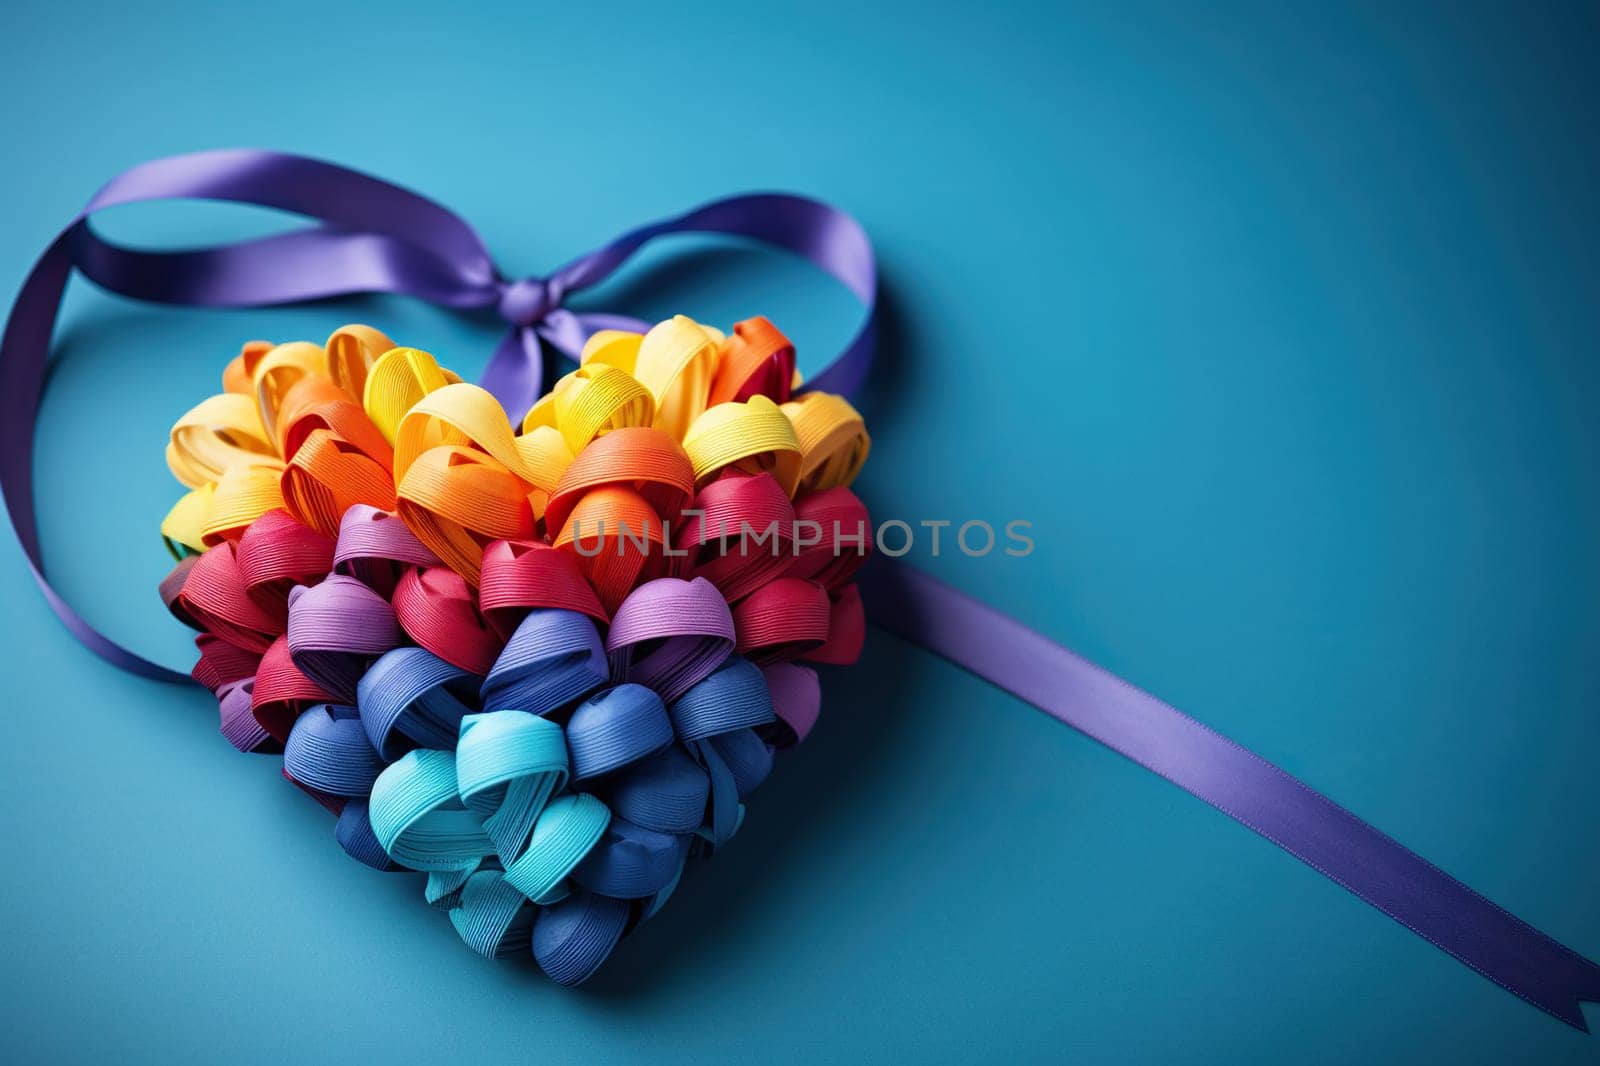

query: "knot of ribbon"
left=496, top=275, right=564, bottom=330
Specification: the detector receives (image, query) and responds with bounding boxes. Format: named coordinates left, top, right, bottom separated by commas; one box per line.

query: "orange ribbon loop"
left=551, top=486, right=683, bottom=615
left=395, top=445, right=537, bottom=584
left=708, top=316, right=796, bottom=406
left=542, top=426, right=695, bottom=537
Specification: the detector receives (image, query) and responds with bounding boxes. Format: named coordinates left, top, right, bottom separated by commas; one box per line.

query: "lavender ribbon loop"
left=286, top=576, right=402, bottom=704
left=70, top=154, right=874, bottom=419
left=606, top=577, right=737, bottom=703
left=477, top=191, right=877, bottom=415
left=3, top=149, right=1598, bottom=1028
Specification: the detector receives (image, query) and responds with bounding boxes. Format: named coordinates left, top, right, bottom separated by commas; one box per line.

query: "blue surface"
left=2, top=1, right=1598, bottom=1062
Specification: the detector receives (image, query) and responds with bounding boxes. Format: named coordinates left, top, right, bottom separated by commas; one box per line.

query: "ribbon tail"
left=480, top=311, right=657, bottom=423
left=857, top=555, right=1600, bottom=1030
left=2, top=150, right=507, bottom=681
left=478, top=327, right=547, bottom=427
left=0, top=237, right=190, bottom=684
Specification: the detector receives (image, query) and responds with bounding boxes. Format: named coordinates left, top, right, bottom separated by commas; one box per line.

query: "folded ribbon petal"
left=480, top=609, right=609, bottom=717
left=681, top=472, right=797, bottom=603
left=568, top=818, right=687, bottom=900
left=708, top=316, right=796, bottom=406
left=178, top=540, right=281, bottom=653
left=730, top=577, right=832, bottom=665
left=605, top=577, right=735, bottom=703
left=235, top=508, right=334, bottom=625
left=286, top=575, right=402, bottom=703
left=332, top=503, right=441, bottom=598
left=393, top=566, right=504, bottom=676
left=668, top=657, right=776, bottom=743
left=358, top=647, right=479, bottom=760
left=284, top=703, right=386, bottom=797
left=478, top=539, right=608, bottom=637
left=603, top=746, right=712, bottom=835
left=251, top=634, right=335, bottom=746
left=531, top=890, right=632, bottom=987
left=565, top=684, right=674, bottom=782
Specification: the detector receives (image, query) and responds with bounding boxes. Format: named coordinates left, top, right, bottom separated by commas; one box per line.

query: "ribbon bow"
left=485, top=268, right=644, bottom=429
left=2, top=151, right=874, bottom=679
left=470, top=188, right=875, bottom=420
left=4, top=149, right=1598, bottom=1029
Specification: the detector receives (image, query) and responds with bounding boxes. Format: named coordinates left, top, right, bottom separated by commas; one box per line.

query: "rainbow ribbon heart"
left=156, top=324, right=865, bottom=984
left=3, top=149, right=1598, bottom=1024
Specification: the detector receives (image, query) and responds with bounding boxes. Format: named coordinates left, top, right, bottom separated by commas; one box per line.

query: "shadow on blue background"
left=2, top=2, right=1598, bottom=1063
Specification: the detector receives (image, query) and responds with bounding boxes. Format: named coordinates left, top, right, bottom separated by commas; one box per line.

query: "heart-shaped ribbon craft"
left=156, top=315, right=869, bottom=984
left=11, top=150, right=1598, bottom=1026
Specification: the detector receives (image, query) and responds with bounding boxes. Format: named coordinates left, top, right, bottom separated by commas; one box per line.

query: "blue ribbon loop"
left=285, top=704, right=385, bottom=796
left=605, top=746, right=712, bottom=835
left=533, top=891, right=633, bottom=987
left=358, top=647, right=479, bottom=759
left=669, top=657, right=776, bottom=741
left=569, top=817, right=687, bottom=900
left=566, top=684, right=675, bottom=782
left=481, top=609, right=609, bottom=716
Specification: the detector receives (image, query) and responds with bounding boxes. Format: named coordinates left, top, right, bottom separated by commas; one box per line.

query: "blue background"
left=2, top=1, right=1598, bottom=1062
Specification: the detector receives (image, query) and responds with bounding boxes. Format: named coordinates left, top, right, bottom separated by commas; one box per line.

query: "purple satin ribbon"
left=2, top=149, right=1596, bottom=1028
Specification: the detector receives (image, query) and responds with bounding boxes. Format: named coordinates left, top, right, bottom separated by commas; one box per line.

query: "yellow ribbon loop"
left=161, top=483, right=215, bottom=558
left=201, top=463, right=287, bottom=546
left=363, top=347, right=460, bottom=445
left=392, top=381, right=533, bottom=488
left=325, top=323, right=398, bottom=400
left=222, top=340, right=274, bottom=395
left=681, top=395, right=804, bottom=496
left=396, top=445, right=536, bottom=583
left=389, top=381, right=573, bottom=581
left=631, top=315, right=722, bottom=440
left=781, top=391, right=871, bottom=492
left=578, top=329, right=644, bottom=374
left=511, top=425, right=574, bottom=520
left=522, top=364, right=657, bottom=454
left=166, top=393, right=277, bottom=488
left=252, top=341, right=329, bottom=442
